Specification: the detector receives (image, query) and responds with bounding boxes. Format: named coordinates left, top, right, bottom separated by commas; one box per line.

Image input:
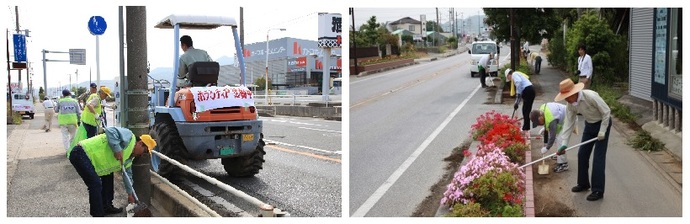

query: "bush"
left=441, top=146, right=525, bottom=216
left=547, top=34, right=567, bottom=70
left=565, top=12, right=628, bottom=85
left=447, top=201, right=490, bottom=217
left=470, top=110, right=522, bottom=141
left=593, top=86, right=637, bottom=123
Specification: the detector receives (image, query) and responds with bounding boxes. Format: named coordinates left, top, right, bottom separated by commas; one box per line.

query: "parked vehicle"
left=11, top=92, right=35, bottom=119
left=468, top=41, right=499, bottom=77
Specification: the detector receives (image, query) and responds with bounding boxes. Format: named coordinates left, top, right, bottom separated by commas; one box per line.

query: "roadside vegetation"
left=350, top=15, right=459, bottom=66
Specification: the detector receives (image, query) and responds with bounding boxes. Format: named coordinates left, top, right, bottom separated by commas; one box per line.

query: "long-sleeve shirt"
left=55, top=97, right=82, bottom=123
left=542, top=102, right=566, bottom=149
left=511, top=71, right=532, bottom=95
left=104, top=126, right=136, bottom=194
left=560, top=90, right=611, bottom=147
left=578, top=54, right=593, bottom=78
left=178, top=47, right=213, bottom=80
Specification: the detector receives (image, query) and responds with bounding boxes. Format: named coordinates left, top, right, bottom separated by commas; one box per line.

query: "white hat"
left=504, top=68, right=512, bottom=77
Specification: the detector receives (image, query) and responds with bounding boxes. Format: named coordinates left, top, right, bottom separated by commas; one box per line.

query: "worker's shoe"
left=553, top=163, right=569, bottom=173
left=586, top=191, right=604, bottom=201
left=104, top=205, right=122, bottom=214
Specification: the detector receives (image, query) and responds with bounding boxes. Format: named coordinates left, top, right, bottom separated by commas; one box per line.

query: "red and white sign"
left=190, top=86, right=255, bottom=112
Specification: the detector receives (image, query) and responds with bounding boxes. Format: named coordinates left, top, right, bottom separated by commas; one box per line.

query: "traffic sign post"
left=88, top=16, right=107, bottom=87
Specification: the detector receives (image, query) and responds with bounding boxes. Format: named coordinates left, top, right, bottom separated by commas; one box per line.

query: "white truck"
left=468, top=41, right=499, bottom=77
left=11, top=92, right=35, bottom=119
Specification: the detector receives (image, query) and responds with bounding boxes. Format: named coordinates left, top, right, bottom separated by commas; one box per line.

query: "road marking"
left=350, top=63, right=464, bottom=110
left=265, top=139, right=341, bottom=155
left=351, top=83, right=481, bottom=217
left=298, top=127, right=341, bottom=133
left=266, top=144, right=341, bottom=163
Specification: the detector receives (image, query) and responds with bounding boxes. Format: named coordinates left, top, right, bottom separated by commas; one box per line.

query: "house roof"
left=389, top=17, right=421, bottom=25
left=391, top=29, right=415, bottom=36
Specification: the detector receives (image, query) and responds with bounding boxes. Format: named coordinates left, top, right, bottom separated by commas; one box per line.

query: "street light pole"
left=265, top=28, right=286, bottom=105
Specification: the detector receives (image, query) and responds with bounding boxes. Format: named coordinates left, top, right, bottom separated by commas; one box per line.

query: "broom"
left=121, top=165, right=153, bottom=217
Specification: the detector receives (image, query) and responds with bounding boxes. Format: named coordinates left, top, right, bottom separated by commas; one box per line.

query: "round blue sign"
left=88, top=16, right=107, bottom=35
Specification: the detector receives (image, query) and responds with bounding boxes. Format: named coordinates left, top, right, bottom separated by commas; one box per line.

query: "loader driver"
left=174, top=35, right=213, bottom=105
left=67, top=126, right=157, bottom=217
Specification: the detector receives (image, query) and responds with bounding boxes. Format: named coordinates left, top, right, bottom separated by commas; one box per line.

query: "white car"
left=468, top=41, right=499, bottom=77
left=11, top=92, right=35, bottom=119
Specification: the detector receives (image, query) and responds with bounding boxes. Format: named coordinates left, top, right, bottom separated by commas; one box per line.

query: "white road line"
left=298, top=127, right=341, bottom=133
left=351, top=84, right=482, bottom=217
left=265, top=139, right=341, bottom=155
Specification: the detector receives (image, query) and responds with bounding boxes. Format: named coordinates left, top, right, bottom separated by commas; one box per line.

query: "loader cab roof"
left=154, top=14, right=238, bottom=30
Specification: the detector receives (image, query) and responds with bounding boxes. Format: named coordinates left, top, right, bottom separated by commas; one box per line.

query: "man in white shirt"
left=577, top=44, right=593, bottom=89
left=42, top=97, right=56, bottom=132
left=478, top=54, right=490, bottom=88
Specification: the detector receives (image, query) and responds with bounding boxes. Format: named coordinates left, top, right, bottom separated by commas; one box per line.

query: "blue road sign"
left=13, top=34, right=26, bottom=62
left=88, top=16, right=107, bottom=35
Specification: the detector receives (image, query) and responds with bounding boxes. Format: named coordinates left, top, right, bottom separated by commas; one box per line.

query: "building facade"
left=629, top=8, right=682, bottom=133
left=219, top=37, right=341, bottom=94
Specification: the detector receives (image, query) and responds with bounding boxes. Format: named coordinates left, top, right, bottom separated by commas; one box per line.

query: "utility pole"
left=435, top=7, right=439, bottom=46
left=510, top=8, right=517, bottom=71
left=15, top=6, right=22, bottom=92
left=240, top=7, right=244, bottom=49
left=7, top=29, right=12, bottom=116
left=119, top=6, right=127, bottom=128
left=126, top=6, right=151, bottom=206
left=350, top=8, right=358, bottom=75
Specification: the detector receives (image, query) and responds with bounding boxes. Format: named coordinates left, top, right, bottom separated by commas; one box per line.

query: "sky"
left=351, top=8, right=483, bottom=31
left=4, top=0, right=343, bottom=91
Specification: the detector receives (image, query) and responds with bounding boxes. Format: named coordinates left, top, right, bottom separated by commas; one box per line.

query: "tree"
left=483, top=8, right=563, bottom=45
left=565, top=12, right=627, bottom=85
left=359, top=16, right=382, bottom=47
left=254, top=76, right=271, bottom=91
left=401, top=34, right=414, bottom=44
left=38, top=87, right=45, bottom=101
left=426, top=21, right=444, bottom=33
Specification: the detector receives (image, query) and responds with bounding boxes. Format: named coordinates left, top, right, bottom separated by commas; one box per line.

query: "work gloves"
left=556, top=145, right=567, bottom=155
left=598, top=131, right=606, bottom=140
left=513, top=95, right=521, bottom=110
left=540, top=147, right=548, bottom=155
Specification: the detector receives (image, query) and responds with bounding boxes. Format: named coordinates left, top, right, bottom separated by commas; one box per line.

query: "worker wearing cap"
left=42, top=96, right=56, bottom=132
left=68, top=126, right=157, bottom=217
left=79, top=83, right=98, bottom=109
left=529, top=102, right=569, bottom=173
left=56, top=89, right=82, bottom=151
left=82, top=86, right=112, bottom=138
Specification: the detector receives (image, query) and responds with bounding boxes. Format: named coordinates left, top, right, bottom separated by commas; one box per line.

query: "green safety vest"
left=541, top=103, right=562, bottom=134
left=72, top=133, right=135, bottom=176
left=81, top=93, right=102, bottom=126
left=57, top=97, right=79, bottom=125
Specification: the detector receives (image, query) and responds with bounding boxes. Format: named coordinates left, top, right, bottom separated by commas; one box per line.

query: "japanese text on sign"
left=190, top=86, right=255, bottom=112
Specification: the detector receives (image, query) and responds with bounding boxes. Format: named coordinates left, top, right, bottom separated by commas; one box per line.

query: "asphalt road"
left=349, top=46, right=511, bottom=217
left=179, top=116, right=342, bottom=217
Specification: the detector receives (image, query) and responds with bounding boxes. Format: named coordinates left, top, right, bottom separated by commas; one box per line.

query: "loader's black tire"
left=221, top=134, right=266, bottom=177
left=150, top=115, right=188, bottom=180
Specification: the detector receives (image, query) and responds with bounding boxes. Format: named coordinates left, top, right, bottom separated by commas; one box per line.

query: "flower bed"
left=441, top=110, right=527, bottom=217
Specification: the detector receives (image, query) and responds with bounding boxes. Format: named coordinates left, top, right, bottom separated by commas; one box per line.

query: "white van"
left=11, top=92, right=35, bottom=119
left=468, top=41, right=499, bottom=77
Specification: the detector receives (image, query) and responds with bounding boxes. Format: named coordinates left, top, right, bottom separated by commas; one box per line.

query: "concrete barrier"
left=256, top=105, right=341, bottom=119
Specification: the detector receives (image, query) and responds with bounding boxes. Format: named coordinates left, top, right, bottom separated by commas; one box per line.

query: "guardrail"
left=254, top=94, right=342, bottom=106
left=151, top=150, right=290, bottom=217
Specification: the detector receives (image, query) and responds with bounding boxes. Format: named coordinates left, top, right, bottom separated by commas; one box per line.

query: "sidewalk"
left=6, top=102, right=166, bottom=217
left=523, top=46, right=682, bottom=216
